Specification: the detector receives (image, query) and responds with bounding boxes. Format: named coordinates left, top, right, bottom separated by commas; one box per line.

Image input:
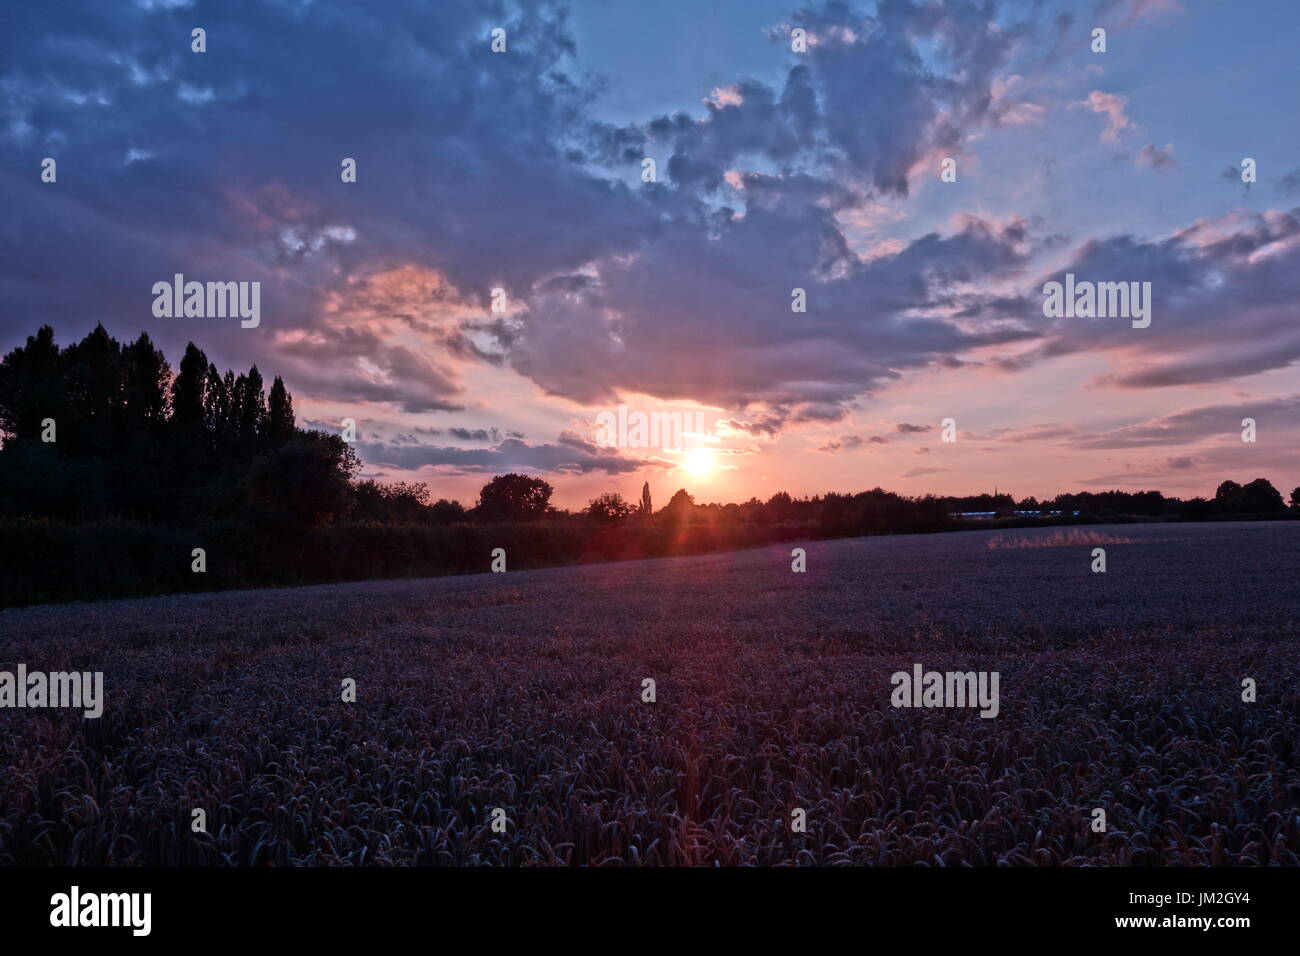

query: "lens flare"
left=683, top=448, right=715, bottom=476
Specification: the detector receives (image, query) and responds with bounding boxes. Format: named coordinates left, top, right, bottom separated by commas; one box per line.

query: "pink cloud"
left=991, top=75, right=1047, bottom=127
left=1077, top=90, right=1133, bottom=143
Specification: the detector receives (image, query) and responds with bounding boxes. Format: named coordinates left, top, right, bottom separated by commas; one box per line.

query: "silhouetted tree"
left=233, top=366, right=266, bottom=460
left=62, top=324, right=122, bottom=457
left=0, top=325, right=64, bottom=442
left=767, top=490, right=794, bottom=521
left=639, top=481, right=652, bottom=516
left=0, top=326, right=322, bottom=529
left=121, top=332, right=170, bottom=425
left=476, top=473, right=553, bottom=522
left=1240, top=477, right=1285, bottom=513
left=266, top=376, right=295, bottom=449
left=170, top=343, right=209, bottom=434
left=202, top=363, right=232, bottom=458
left=1214, top=480, right=1244, bottom=513
left=587, top=492, right=632, bottom=522
left=246, top=432, right=358, bottom=529
left=352, top=479, right=432, bottom=523
left=428, top=498, right=467, bottom=524
left=1290, top=487, right=1300, bottom=511
left=661, top=488, right=695, bottom=520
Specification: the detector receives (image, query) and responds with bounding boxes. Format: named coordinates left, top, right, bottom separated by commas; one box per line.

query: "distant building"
left=952, top=509, right=1080, bottom=519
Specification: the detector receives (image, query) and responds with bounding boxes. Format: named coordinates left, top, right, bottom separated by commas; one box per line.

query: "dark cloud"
left=816, top=433, right=887, bottom=453
left=277, top=327, right=466, bottom=412
left=0, top=0, right=655, bottom=403
left=722, top=416, right=784, bottom=439
left=357, top=433, right=670, bottom=476
left=448, top=427, right=502, bottom=442
left=1010, top=209, right=1300, bottom=387
left=504, top=210, right=1041, bottom=412
left=1065, top=395, right=1300, bottom=450
left=753, top=1, right=1026, bottom=197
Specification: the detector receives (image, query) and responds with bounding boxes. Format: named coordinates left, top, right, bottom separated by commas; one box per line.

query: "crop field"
left=1, top=521, right=1297, bottom=866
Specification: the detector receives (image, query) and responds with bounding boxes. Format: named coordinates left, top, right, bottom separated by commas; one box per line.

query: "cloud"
left=274, top=324, right=467, bottom=413
left=503, top=210, right=1041, bottom=418
left=1092, top=0, right=1185, bottom=26
left=0, top=0, right=656, bottom=407
left=970, top=423, right=1079, bottom=443
left=1065, top=395, right=1300, bottom=450
left=1135, top=142, right=1176, bottom=170
left=816, top=434, right=888, bottom=453
left=1006, top=208, right=1300, bottom=387
left=1278, top=167, right=1300, bottom=198
left=1123, top=0, right=1184, bottom=24
left=1079, top=455, right=1198, bottom=485
left=721, top=416, right=784, bottom=439
left=990, top=74, right=1048, bottom=128
left=736, top=0, right=1027, bottom=198
left=356, top=433, right=672, bottom=477
left=1077, top=90, right=1134, bottom=143
left=449, top=428, right=502, bottom=442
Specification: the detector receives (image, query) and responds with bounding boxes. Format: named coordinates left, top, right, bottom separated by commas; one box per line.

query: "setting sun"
left=683, top=448, right=715, bottom=476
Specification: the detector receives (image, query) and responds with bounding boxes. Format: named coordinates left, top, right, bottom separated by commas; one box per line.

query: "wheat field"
left=1, top=521, right=1297, bottom=866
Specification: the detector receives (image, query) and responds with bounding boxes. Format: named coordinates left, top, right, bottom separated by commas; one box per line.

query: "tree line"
left=0, top=323, right=355, bottom=527
left=1, top=325, right=1295, bottom=606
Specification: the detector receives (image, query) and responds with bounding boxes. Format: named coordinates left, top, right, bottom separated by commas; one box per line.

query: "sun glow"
left=683, top=448, right=715, bottom=476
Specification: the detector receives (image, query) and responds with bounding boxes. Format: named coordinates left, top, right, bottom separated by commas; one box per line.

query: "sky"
left=2, top=0, right=1298, bottom=509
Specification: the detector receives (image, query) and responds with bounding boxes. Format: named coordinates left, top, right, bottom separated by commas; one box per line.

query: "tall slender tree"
left=121, top=332, right=170, bottom=425
left=235, top=365, right=266, bottom=460
left=266, top=375, right=296, bottom=449
left=0, top=325, right=63, bottom=442
left=62, top=324, right=123, bottom=457
left=203, top=363, right=239, bottom=463
left=170, top=343, right=209, bottom=433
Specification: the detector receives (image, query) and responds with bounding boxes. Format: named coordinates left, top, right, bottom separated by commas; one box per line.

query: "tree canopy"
left=475, top=473, right=553, bottom=522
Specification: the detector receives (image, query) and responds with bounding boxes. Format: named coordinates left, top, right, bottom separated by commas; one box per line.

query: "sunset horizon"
left=4, top=0, right=1297, bottom=511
